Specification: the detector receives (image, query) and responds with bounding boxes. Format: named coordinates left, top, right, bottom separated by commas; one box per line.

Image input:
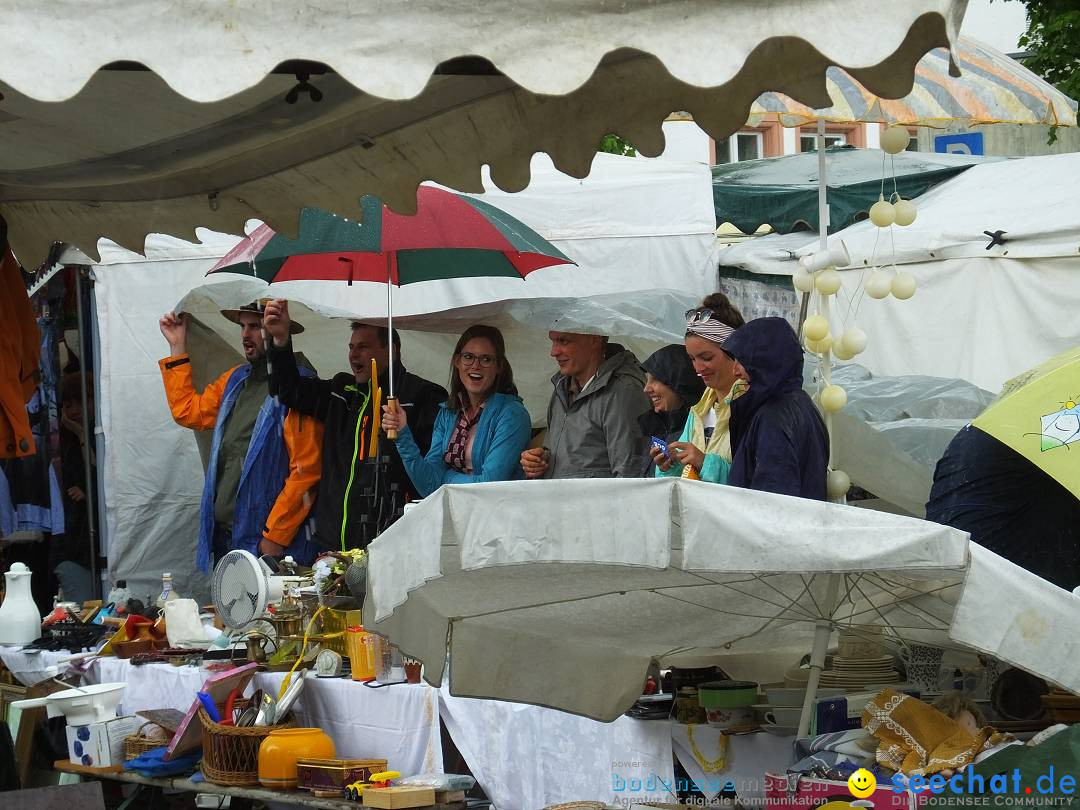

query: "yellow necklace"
left=686, top=724, right=729, bottom=773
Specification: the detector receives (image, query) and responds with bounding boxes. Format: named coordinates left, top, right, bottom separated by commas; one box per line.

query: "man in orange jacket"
left=159, top=303, right=322, bottom=571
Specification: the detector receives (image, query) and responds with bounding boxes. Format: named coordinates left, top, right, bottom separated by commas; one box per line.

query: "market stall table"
left=52, top=759, right=468, bottom=810
left=3, top=649, right=797, bottom=808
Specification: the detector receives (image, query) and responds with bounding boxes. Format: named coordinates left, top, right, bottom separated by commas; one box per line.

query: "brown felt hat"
left=220, top=301, right=304, bottom=334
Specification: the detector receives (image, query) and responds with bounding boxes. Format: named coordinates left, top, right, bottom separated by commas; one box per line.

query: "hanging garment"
left=0, top=220, right=40, bottom=458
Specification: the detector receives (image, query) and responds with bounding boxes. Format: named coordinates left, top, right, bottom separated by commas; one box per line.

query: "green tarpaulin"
left=930, top=724, right=1080, bottom=809
left=712, top=145, right=1001, bottom=234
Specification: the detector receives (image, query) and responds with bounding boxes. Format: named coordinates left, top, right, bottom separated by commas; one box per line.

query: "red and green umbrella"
left=208, top=185, right=575, bottom=398
left=208, top=186, right=573, bottom=286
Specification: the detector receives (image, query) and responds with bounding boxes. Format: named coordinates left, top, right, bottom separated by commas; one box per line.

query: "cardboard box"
left=362, top=785, right=436, bottom=808
left=65, top=716, right=141, bottom=768
left=296, top=757, right=387, bottom=792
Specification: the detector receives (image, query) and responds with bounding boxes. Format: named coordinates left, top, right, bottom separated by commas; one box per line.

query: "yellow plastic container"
left=258, top=728, right=336, bottom=790
left=345, top=626, right=377, bottom=682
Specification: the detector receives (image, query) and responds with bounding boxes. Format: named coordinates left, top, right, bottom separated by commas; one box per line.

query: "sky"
left=959, top=0, right=1028, bottom=53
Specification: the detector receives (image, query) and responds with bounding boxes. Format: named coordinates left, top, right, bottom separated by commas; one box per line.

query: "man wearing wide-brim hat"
left=158, top=302, right=323, bottom=571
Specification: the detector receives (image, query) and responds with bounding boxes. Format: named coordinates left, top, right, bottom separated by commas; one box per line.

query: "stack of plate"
left=819, top=655, right=900, bottom=688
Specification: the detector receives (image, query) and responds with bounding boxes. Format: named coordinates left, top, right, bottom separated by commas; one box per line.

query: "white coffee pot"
left=0, top=563, right=42, bottom=645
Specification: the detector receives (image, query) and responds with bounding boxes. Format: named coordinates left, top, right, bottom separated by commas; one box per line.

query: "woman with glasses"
left=381, top=324, right=532, bottom=496
left=651, top=292, right=745, bottom=482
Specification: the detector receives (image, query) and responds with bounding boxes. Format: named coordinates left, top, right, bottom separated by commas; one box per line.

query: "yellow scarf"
left=682, top=387, right=733, bottom=479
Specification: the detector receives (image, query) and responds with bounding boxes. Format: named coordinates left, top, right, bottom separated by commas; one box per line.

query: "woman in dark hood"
left=721, top=317, right=828, bottom=500
left=638, top=344, right=705, bottom=475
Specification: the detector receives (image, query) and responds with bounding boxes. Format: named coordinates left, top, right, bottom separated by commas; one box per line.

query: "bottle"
left=155, top=572, right=179, bottom=609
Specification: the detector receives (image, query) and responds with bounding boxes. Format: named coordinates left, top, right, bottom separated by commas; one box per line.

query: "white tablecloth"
left=440, top=688, right=675, bottom=809
left=84, top=658, right=443, bottom=778
left=0, top=645, right=74, bottom=686
left=671, top=723, right=795, bottom=803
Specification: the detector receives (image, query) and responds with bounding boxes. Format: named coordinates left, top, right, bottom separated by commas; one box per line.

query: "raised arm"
left=157, top=311, right=230, bottom=430
left=263, top=299, right=334, bottom=420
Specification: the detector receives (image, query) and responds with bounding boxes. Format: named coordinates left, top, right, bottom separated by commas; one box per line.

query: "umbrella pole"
left=384, top=254, right=398, bottom=439
left=797, top=572, right=841, bottom=738
left=815, top=118, right=834, bottom=471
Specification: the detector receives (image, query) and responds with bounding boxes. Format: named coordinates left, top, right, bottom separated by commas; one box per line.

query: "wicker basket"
left=198, top=706, right=295, bottom=786
left=124, top=721, right=169, bottom=760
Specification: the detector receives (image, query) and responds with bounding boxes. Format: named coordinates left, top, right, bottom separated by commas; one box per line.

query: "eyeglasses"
left=685, top=307, right=715, bottom=324
left=458, top=352, right=497, bottom=368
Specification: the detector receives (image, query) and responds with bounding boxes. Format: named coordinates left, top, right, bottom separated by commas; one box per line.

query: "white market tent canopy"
left=0, top=1, right=967, bottom=264
left=717, top=151, right=1080, bottom=394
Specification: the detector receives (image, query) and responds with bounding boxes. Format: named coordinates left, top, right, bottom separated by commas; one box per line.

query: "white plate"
left=833, top=657, right=894, bottom=668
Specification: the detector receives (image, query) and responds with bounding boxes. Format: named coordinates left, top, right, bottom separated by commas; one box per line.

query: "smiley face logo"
left=848, top=768, right=877, bottom=798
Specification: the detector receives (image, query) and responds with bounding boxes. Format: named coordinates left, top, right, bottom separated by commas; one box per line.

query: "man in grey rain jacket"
left=521, top=331, right=650, bottom=479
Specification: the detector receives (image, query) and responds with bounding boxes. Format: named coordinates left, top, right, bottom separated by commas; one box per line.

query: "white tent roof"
left=833, top=152, right=1080, bottom=265
left=717, top=153, right=1080, bottom=392
left=0, top=1, right=966, bottom=263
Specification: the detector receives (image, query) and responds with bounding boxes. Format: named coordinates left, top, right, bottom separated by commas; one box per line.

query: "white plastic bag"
left=164, top=598, right=206, bottom=646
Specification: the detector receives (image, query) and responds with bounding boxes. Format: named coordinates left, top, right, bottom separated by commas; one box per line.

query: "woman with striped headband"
left=651, top=292, right=745, bottom=482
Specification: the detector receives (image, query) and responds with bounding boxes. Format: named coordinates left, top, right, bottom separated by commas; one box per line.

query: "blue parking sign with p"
left=934, top=132, right=984, bottom=155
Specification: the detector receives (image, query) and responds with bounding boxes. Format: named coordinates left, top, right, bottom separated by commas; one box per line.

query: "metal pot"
left=268, top=615, right=302, bottom=638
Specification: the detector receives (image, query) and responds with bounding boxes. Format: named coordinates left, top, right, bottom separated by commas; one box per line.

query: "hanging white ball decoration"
left=864, top=269, right=892, bottom=299
left=806, top=332, right=833, bottom=355
left=881, top=125, right=911, bottom=155
left=820, top=384, right=848, bottom=412
left=832, top=342, right=856, bottom=361
left=803, top=314, right=830, bottom=342
left=792, top=268, right=816, bottom=293
left=841, top=326, right=868, bottom=355
left=827, top=469, right=852, bottom=499
left=869, top=198, right=896, bottom=228
left=891, top=272, right=918, bottom=300
left=893, top=198, right=917, bottom=226
left=815, top=268, right=842, bottom=295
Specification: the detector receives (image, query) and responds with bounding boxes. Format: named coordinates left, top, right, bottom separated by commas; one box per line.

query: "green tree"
left=1009, top=1, right=1080, bottom=102
left=1003, top=0, right=1080, bottom=144
left=598, top=134, right=636, bottom=157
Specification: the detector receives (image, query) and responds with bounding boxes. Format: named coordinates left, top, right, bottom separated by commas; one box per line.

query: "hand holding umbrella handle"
left=384, top=397, right=400, bottom=439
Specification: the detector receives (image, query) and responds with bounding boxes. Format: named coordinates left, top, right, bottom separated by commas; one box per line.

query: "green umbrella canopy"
left=712, top=145, right=1003, bottom=235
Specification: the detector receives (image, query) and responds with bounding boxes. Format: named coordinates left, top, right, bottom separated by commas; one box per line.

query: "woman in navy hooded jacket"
left=721, top=318, right=829, bottom=500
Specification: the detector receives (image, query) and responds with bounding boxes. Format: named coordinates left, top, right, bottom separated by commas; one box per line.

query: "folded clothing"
left=123, top=746, right=201, bottom=778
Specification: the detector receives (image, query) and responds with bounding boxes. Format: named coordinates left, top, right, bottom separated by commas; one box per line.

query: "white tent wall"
left=94, top=231, right=244, bottom=604
left=717, top=153, right=1080, bottom=394
left=92, top=154, right=717, bottom=599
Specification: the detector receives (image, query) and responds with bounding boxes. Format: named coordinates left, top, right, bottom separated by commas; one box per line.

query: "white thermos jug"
left=0, top=563, right=42, bottom=645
